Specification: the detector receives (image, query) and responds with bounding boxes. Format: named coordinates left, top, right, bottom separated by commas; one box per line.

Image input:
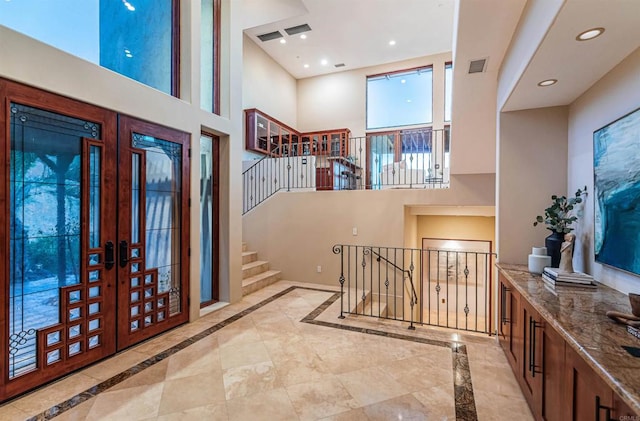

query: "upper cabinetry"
left=245, top=109, right=350, bottom=158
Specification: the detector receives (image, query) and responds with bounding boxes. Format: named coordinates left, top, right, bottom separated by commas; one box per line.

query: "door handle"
left=119, top=240, right=129, bottom=268
left=595, top=395, right=613, bottom=421
left=105, top=241, right=115, bottom=270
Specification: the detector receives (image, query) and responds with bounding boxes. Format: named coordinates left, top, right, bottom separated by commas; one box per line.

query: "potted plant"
left=533, top=186, right=587, bottom=267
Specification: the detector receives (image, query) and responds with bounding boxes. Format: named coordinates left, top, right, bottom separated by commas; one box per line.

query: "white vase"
left=528, top=247, right=551, bottom=274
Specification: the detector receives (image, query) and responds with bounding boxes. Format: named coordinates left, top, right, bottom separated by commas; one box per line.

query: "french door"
left=0, top=80, right=189, bottom=401
left=116, top=116, right=189, bottom=349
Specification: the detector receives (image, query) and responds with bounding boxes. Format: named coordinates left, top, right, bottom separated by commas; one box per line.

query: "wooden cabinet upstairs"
left=245, top=108, right=350, bottom=158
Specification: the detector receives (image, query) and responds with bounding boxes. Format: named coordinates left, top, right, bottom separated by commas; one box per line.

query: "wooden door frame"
left=0, top=78, right=118, bottom=402
left=200, top=131, right=219, bottom=308
left=116, top=115, right=190, bottom=350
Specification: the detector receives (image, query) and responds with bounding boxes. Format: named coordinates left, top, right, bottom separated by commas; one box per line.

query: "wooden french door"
left=0, top=80, right=190, bottom=402
left=116, top=116, right=189, bottom=349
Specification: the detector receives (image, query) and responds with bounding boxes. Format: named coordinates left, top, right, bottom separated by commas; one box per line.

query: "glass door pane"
left=199, top=134, right=218, bottom=306
left=117, top=116, right=189, bottom=349
left=7, top=102, right=114, bottom=384
left=367, top=133, right=396, bottom=189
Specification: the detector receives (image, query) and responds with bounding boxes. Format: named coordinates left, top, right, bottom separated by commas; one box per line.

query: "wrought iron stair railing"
left=242, top=127, right=450, bottom=214
left=333, top=244, right=496, bottom=334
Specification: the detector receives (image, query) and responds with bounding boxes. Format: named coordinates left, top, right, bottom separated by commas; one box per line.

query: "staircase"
left=242, top=242, right=281, bottom=295
left=353, top=291, right=390, bottom=318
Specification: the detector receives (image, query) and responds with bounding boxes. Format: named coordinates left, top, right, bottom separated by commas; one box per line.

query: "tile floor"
left=0, top=281, right=534, bottom=421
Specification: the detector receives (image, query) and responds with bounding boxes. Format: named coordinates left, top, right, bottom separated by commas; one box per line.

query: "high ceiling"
left=242, top=0, right=640, bottom=112
left=242, top=0, right=455, bottom=79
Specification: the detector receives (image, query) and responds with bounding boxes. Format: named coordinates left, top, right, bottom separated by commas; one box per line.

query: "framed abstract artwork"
left=593, top=107, right=640, bottom=275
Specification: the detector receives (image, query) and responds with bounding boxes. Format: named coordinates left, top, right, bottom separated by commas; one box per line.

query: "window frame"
left=444, top=61, right=452, bottom=122
left=366, top=65, right=434, bottom=131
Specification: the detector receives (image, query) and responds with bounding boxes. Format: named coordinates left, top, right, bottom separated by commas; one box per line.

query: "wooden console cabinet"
left=497, top=269, right=639, bottom=420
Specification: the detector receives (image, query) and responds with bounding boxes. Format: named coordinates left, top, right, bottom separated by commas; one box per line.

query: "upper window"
left=366, top=66, right=433, bottom=130
left=201, top=0, right=221, bottom=114
left=445, top=63, right=452, bottom=122
left=0, top=0, right=178, bottom=96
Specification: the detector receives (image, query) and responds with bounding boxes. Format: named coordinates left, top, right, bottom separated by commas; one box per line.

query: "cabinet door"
left=269, top=122, right=280, bottom=155
left=522, top=300, right=543, bottom=413
left=498, top=276, right=510, bottom=340
left=613, top=393, right=638, bottom=418
left=505, top=280, right=522, bottom=374
left=564, top=345, right=614, bottom=421
left=541, top=321, right=565, bottom=421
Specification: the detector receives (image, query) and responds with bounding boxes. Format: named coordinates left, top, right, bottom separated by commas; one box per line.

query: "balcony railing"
left=242, top=127, right=450, bottom=214
left=333, top=244, right=496, bottom=335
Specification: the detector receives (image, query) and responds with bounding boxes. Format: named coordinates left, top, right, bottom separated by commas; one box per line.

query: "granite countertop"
left=497, top=263, right=640, bottom=414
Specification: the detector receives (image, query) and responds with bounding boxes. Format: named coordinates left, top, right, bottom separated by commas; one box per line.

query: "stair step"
left=242, top=251, right=258, bottom=265
left=242, top=242, right=248, bottom=252
left=242, top=270, right=281, bottom=296
left=353, top=292, right=389, bottom=318
left=242, top=260, right=269, bottom=279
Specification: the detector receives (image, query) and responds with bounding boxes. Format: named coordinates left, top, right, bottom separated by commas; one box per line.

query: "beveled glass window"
left=0, top=0, right=178, bottom=96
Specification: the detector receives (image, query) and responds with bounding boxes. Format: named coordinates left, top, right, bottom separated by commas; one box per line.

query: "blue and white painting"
left=594, top=107, right=640, bottom=275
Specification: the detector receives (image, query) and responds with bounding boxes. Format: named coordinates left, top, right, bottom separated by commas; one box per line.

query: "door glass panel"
left=200, top=135, right=213, bottom=304
left=89, top=145, right=101, bottom=248
left=368, top=133, right=396, bottom=190
left=9, top=103, right=99, bottom=379
left=131, top=153, right=141, bottom=244
left=132, top=133, right=182, bottom=315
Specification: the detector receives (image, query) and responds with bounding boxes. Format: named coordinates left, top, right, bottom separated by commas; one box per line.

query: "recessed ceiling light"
left=576, top=27, right=605, bottom=41
left=304, top=64, right=309, bottom=68
left=389, top=40, right=396, bottom=46
left=538, top=79, right=557, bottom=87
left=320, top=59, right=328, bottom=66
left=406, top=99, right=412, bottom=103
left=300, top=34, right=307, bottom=40
left=280, top=39, right=286, bottom=44
left=401, top=79, right=406, bottom=84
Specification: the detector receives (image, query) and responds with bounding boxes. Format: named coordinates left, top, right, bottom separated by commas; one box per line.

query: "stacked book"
left=541, top=267, right=597, bottom=289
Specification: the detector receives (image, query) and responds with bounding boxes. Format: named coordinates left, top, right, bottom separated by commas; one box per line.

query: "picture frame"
left=593, top=107, right=640, bottom=275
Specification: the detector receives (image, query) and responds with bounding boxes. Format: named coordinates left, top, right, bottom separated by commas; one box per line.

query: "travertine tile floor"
left=0, top=281, right=533, bottom=420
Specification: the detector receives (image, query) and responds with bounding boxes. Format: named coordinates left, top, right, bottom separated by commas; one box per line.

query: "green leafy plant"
left=533, top=186, right=587, bottom=233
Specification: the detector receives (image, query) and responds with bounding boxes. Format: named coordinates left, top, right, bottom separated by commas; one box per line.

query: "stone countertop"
left=497, top=263, right=640, bottom=414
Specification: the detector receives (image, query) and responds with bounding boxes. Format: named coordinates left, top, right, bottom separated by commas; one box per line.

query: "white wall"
left=296, top=53, right=451, bottom=137
left=568, top=46, right=640, bottom=294
left=242, top=34, right=298, bottom=160
left=497, top=106, right=569, bottom=265
left=496, top=0, right=564, bottom=111
left=0, top=0, right=246, bottom=318
left=243, top=173, right=495, bottom=285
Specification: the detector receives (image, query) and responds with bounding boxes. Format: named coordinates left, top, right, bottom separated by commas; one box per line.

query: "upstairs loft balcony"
left=243, top=110, right=450, bottom=214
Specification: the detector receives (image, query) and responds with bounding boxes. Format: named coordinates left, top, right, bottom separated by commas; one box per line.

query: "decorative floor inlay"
left=300, top=291, right=477, bottom=420
left=22, top=286, right=477, bottom=420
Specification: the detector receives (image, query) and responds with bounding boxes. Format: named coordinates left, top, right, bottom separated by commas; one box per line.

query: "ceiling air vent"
left=334, top=63, right=345, bottom=68
left=257, top=31, right=283, bottom=42
left=284, top=23, right=312, bottom=35
left=468, top=58, right=487, bottom=74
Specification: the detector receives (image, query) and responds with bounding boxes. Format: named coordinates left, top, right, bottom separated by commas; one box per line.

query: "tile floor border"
left=300, top=291, right=478, bottom=421
left=24, top=286, right=477, bottom=420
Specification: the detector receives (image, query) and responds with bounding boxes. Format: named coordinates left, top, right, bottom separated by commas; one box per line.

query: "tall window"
left=0, top=0, right=179, bottom=96
left=200, top=133, right=219, bottom=306
left=366, top=66, right=433, bottom=130
left=445, top=62, right=453, bottom=122
left=201, top=0, right=221, bottom=114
